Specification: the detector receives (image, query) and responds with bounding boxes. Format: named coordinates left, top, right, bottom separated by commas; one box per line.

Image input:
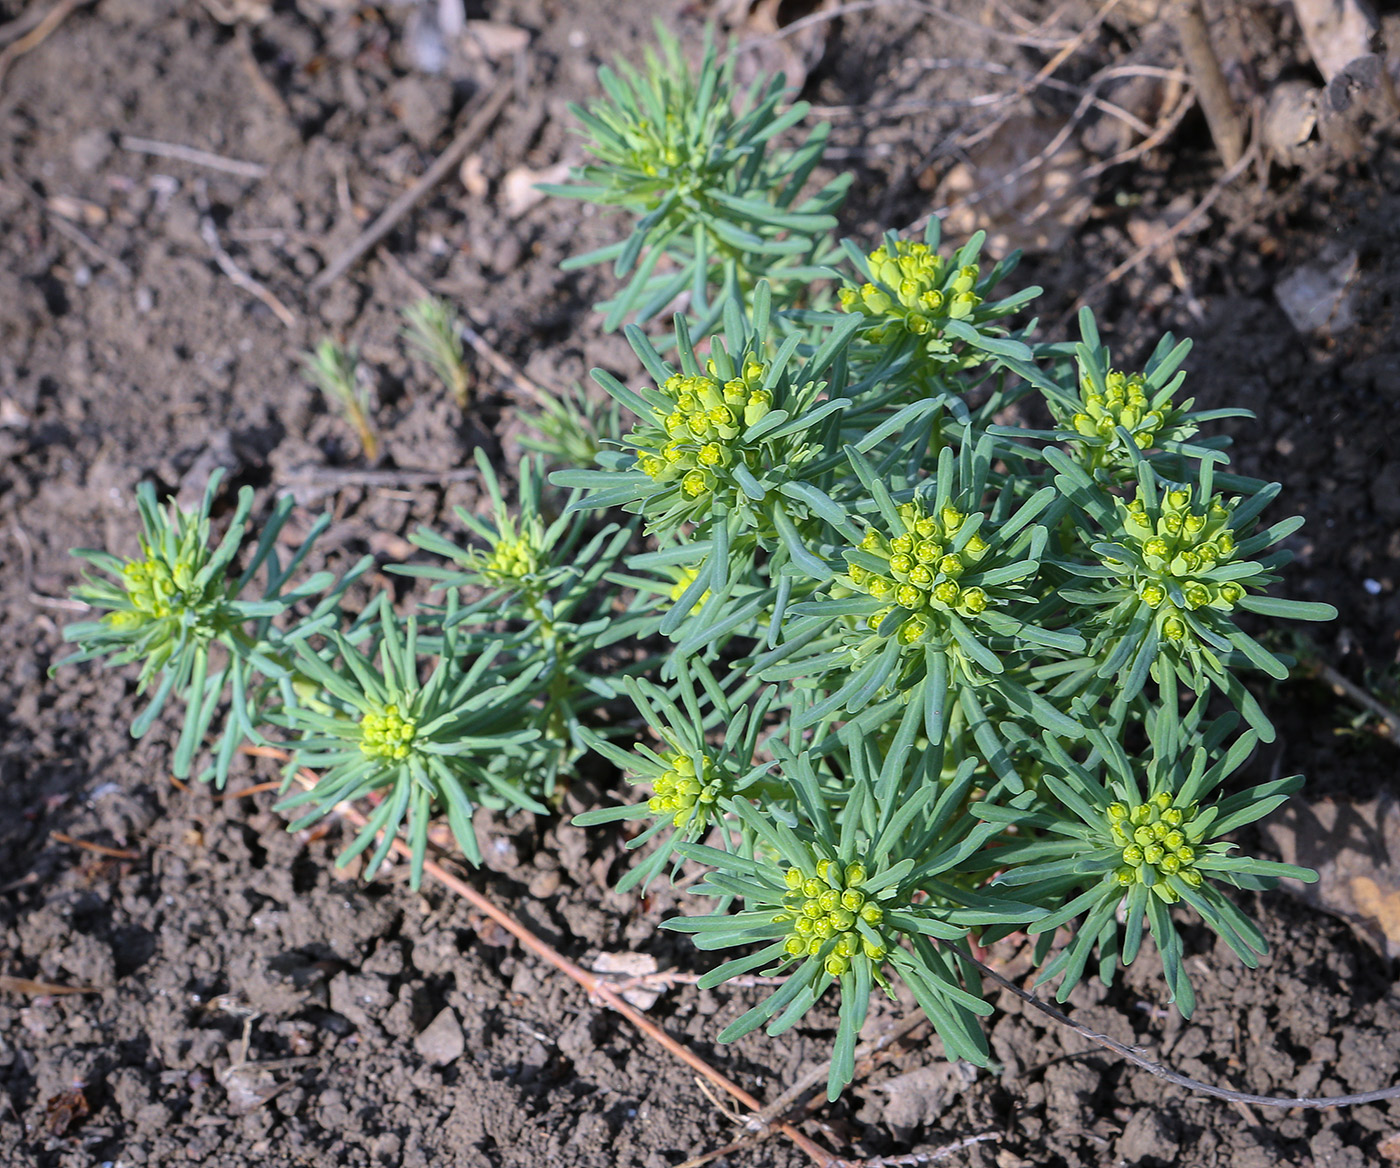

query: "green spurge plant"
left=540, top=21, right=848, bottom=333
left=59, top=23, right=1338, bottom=1102
left=544, top=28, right=1334, bottom=1098
left=58, top=455, right=631, bottom=888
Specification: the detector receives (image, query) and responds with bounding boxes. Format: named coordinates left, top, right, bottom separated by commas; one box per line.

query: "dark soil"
left=2, top=1, right=1398, bottom=1166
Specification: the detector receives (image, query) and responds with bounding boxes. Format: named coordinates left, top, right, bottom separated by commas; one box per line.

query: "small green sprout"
left=519, top=380, right=622, bottom=468
left=302, top=338, right=379, bottom=461
left=401, top=296, right=471, bottom=408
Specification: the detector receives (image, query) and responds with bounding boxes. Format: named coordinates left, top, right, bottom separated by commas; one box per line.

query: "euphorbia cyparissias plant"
left=59, top=20, right=1332, bottom=1100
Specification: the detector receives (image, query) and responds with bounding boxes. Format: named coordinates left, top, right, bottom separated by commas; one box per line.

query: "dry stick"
left=905, top=0, right=1126, bottom=235
left=0, top=0, right=91, bottom=84
left=1066, top=138, right=1257, bottom=318
left=736, top=0, right=1072, bottom=54
left=1007, top=80, right=1198, bottom=239
left=1169, top=0, right=1243, bottom=167
left=1308, top=661, right=1400, bottom=742
left=237, top=746, right=837, bottom=1168
left=120, top=135, right=268, bottom=180
left=954, top=941, right=1400, bottom=1109
left=194, top=180, right=297, bottom=328
left=953, top=0, right=1125, bottom=157
left=0, top=975, right=99, bottom=997
left=310, top=77, right=512, bottom=293
left=812, top=61, right=1160, bottom=138
left=357, top=811, right=837, bottom=1165
left=0, top=3, right=49, bottom=48
left=49, top=832, right=141, bottom=861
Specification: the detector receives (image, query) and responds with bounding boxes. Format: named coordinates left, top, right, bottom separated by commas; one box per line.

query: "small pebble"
left=413, top=1008, right=464, bottom=1066
left=1363, top=578, right=1381, bottom=595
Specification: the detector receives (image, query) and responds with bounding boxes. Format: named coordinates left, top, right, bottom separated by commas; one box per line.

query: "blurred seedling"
left=519, top=380, right=622, bottom=468
left=301, top=338, right=380, bottom=462
left=401, top=296, right=472, bottom=409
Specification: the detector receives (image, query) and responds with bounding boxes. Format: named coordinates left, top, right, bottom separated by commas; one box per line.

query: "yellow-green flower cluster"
left=667, top=566, right=711, bottom=613
left=482, top=533, right=541, bottom=585
left=838, top=240, right=981, bottom=342
left=1108, top=793, right=1204, bottom=902
left=107, top=556, right=184, bottom=628
left=646, top=750, right=726, bottom=830
left=360, top=704, right=417, bottom=761
left=774, top=860, right=890, bottom=977
left=1119, top=486, right=1243, bottom=641
left=1070, top=368, right=1168, bottom=467
left=635, top=362, right=773, bottom=501
left=846, top=499, right=991, bottom=646
left=105, top=538, right=215, bottom=633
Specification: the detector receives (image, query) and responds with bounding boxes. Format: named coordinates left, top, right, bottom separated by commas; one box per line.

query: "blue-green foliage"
left=59, top=24, right=1333, bottom=1099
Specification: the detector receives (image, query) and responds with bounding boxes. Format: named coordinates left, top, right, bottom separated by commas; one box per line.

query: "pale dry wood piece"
left=194, top=181, right=296, bottom=328
left=0, top=0, right=93, bottom=85
left=1292, top=0, right=1378, bottom=84
left=310, top=76, right=513, bottom=292
left=1169, top=0, right=1244, bottom=166
left=120, top=134, right=268, bottom=180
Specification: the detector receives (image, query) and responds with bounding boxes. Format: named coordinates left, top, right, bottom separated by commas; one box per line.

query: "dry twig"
left=50, top=831, right=141, bottom=860
left=0, top=0, right=92, bottom=85
left=1308, top=661, right=1400, bottom=742
left=0, top=975, right=99, bottom=997
left=120, top=135, right=268, bottom=180
left=736, top=0, right=1073, bottom=54
left=1066, top=137, right=1258, bottom=317
left=310, top=77, right=512, bottom=292
left=193, top=181, right=296, bottom=327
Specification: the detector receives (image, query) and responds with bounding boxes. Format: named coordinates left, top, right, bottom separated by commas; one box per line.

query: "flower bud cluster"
left=360, top=704, right=417, bottom=762
left=107, top=534, right=216, bottom=633
left=111, top=556, right=186, bottom=627
left=646, top=749, right=727, bottom=830
left=1107, top=793, right=1205, bottom=902
left=1070, top=367, right=1168, bottom=466
left=1117, top=486, right=1243, bottom=640
left=838, top=240, right=981, bottom=343
left=482, top=534, right=541, bottom=586
left=845, top=498, right=991, bottom=646
left=636, top=362, right=773, bottom=501
left=667, top=566, right=711, bottom=613
left=773, top=860, right=890, bottom=977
